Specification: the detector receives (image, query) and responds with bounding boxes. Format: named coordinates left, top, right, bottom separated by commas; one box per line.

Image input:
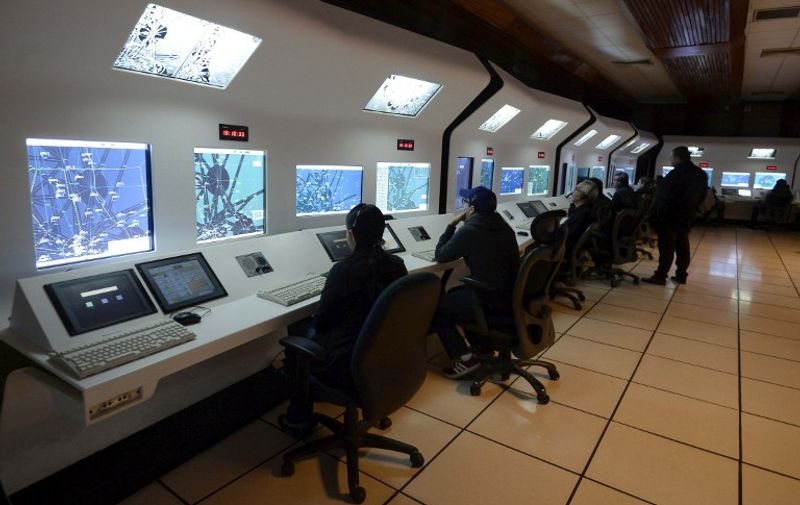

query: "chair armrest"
left=280, top=336, right=327, bottom=362
left=460, top=277, right=497, bottom=294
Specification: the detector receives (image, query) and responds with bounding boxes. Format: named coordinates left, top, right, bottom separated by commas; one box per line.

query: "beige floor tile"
left=198, top=451, right=394, bottom=505
left=671, top=290, right=739, bottom=312
left=742, top=352, right=800, bottom=389
left=656, top=315, right=738, bottom=348
left=742, top=413, right=800, bottom=479
left=741, top=378, right=800, bottom=426
left=742, top=464, right=800, bottom=505
left=666, top=301, right=738, bottom=328
left=611, top=282, right=676, bottom=300
left=551, top=297, right=593, bottom=315
left=552, top=310, right=581, bottom=333
left=613, top=383, right=739, bottom=458
left=586, top=422, right=738, bottom=505
left=543, top=335, right=641, bottom=380
left=739, top=281, right=799, bottom=298
left=327, top=407, right=459, bottom=489
left=575, top=285, right=612, bottom=302
left=469, top=391, right=606, bottom=473
left=161, top=421, right=295, bottom=504
left=571, top=479, right=650, bottom=505
left=740, top=330, right=800, bottom=362
left=633, top=355, right=738, bottom=408
left=118, top=483, right=183, bottom=505
left=684, top=271, right=738, bottom=286
left=739, top=264, right=788, bottom=277
left=585, top=303, right=662, bottom=331
left=404, top=431, right=578, bottom=505
left=738, top=290, right=800, bottom=310
left=405, top=366, right=504, bottom=428
left=601, top=292, right=668, bottom=314
left=681, top=280, right=739, bottom=299
left=740, top=300, right=800, bottom=324
left=517, top=360, right=627, bottom=418
left=567, top=318, right=652, bottom=352
left=739, top=272, right=795, bottom=287
left=740, top=314, right=800, bottom=340
left=385, top=493, right=423, bottom=505
left=647, top=333, right=738, bottom=374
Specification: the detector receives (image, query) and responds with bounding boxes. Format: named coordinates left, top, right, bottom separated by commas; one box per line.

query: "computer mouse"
left=173, top=312, right=202, bottom=326
left=517, top=231, right=529, bottom=236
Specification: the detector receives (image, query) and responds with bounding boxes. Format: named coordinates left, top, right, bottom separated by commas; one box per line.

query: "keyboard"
left=258, top=274, right=327, bottom=306
left=412, top=249, right=437, bottom=262
left=515, top=220, right=533, bottom=230
left=49, top=320, right=196, bottom=379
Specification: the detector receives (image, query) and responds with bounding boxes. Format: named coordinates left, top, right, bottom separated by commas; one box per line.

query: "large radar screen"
left=296, top=166, right=363, bottom=215
left=195, top=148, right=265, bottom=243
left=27, top=139, right=153, bottom=269
left=113, top=4, right=261, bottom=89
left=376, top=162, right=430, bottom=212
left=500, top=167, right=524, bottom=195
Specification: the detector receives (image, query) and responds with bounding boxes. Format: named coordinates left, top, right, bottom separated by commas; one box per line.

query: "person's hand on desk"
left=449, top=210, right=468, bottom=227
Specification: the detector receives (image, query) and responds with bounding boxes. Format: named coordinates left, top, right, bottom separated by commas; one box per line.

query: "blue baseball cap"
left=459, top=186, right=497, bottom=212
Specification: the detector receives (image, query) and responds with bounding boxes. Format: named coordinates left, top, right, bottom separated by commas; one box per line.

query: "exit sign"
left=537, top=151, right=546, bottom=159
left=397, top=139, right=415, bottom=151
left=767, top=165, right=778, bottom=171
left=486, top=147, right=494, bottom=156
left=699, top=162, right=709, bottom=168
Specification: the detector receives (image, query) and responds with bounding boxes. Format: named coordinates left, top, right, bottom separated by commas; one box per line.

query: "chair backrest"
left=529, top=210, right=567, bottom=249
left=350, top=272, right=440, bottom=424
left=611, top=208, right=640, bottom=264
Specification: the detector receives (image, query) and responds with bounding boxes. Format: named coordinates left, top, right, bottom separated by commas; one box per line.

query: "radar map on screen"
left=376, top=162, right=430, bottom=212
left=195, top=148, right=265, bottom=243
left=480, top=159, right=494, bottom=190
left=27, top=139, right=153, bottom=269
left=296, top=165, right=363, bottom=215
left=500, top=167, right=524, bottom=195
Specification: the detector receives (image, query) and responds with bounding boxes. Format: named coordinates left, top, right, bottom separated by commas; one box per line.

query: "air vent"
left=611, top=59, right=653, bottom=65
left=754, top=7, right=800, bottom=20
left=761, top=47, right=800, bottom=57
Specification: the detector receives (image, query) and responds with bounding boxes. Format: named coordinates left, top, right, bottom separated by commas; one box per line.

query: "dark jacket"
left=311, top=250, right=407, bottom=389
left=766, top=185, right=793, bottom=208
left=565, top=202, right=594, bottom=256
left=436, top=212, right=520, bottom=301
left=612, top=185, right=638, bottom=212
left=653, top=160, right=708, bottom=230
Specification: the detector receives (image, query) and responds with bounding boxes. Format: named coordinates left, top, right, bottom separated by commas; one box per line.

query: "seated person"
left=611, top=171, right=638, bottom=211
left=565, top=180, right=600, bottom=259
left=751, top=179, right=793, bottom=226
left=282, top=204, right=408, bottom=434
left=589, top=177, right=611, bottom=211
left=431, top=186, right=520, bottom=379
left=635, top=176, right=655, bottom=196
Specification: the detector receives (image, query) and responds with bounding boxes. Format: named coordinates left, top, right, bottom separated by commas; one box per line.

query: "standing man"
left=644, top=146, right=708, bottom=285
left=431, top=186, right=520, bottom=379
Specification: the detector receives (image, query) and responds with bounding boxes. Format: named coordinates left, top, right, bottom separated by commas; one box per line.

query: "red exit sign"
left=486, top=147, right=494, bottom=156
left=699, top=162, right=709, bottom=168
left=767, top=165, right=778, bottom=171
left=537, top=151, right=546, bottom=159
left=397, top=139, right=415, bottom=151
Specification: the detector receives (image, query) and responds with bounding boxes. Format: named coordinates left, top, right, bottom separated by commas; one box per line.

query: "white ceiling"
left=498, top=0, right=680, bottom=102
left=743, top=0, right=800, bottom=100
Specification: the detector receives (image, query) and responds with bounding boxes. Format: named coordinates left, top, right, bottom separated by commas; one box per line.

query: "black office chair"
left=457, top=224, right=563, bottom=403
left=565, top=204, right=612, bottom=286
left=589, top=208, right=641, bottom=287
left=278, top=273, right=440, bottom=504
left=634, top=195, right=655, bottom=259
left=529, top=210, right=585, bottom=310
left=763, top=199, right=792, bottom=227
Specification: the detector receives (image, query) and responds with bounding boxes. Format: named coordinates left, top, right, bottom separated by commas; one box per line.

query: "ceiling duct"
left=753, top=7, right=800, bottom=20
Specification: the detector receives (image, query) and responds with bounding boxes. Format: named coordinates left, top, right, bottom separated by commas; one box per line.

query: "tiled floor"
left=119, top=226, right=800, bottom=505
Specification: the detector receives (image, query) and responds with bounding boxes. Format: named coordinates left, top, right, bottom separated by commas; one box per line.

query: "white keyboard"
left=412, top=249, right=437, bottom=262
left=49, top=320, right=196, bottom=379
left=258, top=274, right=327, bottom=306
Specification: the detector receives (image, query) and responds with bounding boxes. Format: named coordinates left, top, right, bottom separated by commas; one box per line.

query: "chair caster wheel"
left=410, top=451, right=425, bottom=468
left=573, top=303, right=582, bottom=311
left=281, top=460, right=295, bottom=477
left=350, top=486, right=366, bottom=504
left=549, top=370, right=560, bottom=380
left=537, top=393, right=550, bottom=405
left=578, top=293, right=586, bottom=301
left=378, top=417, right=392, bottom=430
left=469, top=383, right=482, bottom=396
left=500, top=373, right=511, bottom=381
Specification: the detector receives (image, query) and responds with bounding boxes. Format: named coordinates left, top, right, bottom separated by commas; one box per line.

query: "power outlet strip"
left=89, top=387, right=143, bottom=420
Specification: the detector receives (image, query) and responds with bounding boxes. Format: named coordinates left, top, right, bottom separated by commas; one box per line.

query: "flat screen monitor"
left=721, top=172, right=750, bottom=188
left=317, top=225, right=405, bottom=262
left=500, top=167, right=524, bottom=195
left=375, top=162, right=430, bottom=212
left=382, top=223, right=405, bottom=254
left=296, top=165, right=363, bottom=216
left=195, top=148, right=266, bottom=243
left=753, top=172, right=787, bottom=190
left=527, top=165, right=550, bottom=196
left=44, top=270, right=157, bottom=336
left=738, top=189, right=752, bottom=197
left=27, top=138, right=154, bottom=269
left=531, top=200, right=548, bottom=214
left=454, top=157, right=474, bottom=210
left=590, top=166, right=606, bottom=181
left=136, top=253, right=227, bottom=313
left=480, top=159, right=494, bottom=190
left=702, top=168, right=713, bottom=187
left=576, top=167, right=590, bottom=184
left=516, top=202, right=538, bottom=218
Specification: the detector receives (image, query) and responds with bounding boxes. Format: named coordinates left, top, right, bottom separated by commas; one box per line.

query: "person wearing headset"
left=282, top=203, right=407, bottom=435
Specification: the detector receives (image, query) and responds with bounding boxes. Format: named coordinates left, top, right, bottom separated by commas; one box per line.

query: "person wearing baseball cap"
left=429, top=186, right=520, bottom=379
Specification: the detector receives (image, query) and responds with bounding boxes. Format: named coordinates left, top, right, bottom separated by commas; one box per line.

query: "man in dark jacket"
left=431, top=186, right=520, bottom=379
left=750, top=179, right=793, bottom=227
left=611, top=171, right=638, bottom=211
left=644, top=146, right=708, bottom=285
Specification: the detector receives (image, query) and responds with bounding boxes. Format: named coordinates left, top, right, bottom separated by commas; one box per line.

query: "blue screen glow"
left=376, top=162, right=430, bottom=212
left=500, top=167, right=524, bottom=195
left=296, top=165, right=363, bottom=216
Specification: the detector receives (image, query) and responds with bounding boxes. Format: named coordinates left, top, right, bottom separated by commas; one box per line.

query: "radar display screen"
left=753, top=172, right=787, bottom=190
left=454, top=158, right=474, bottom=210
left=296, top=165, right=363, bottom=216
left=721, top=172, right=750, bottom=188
left=376, top=162, right=430, bottom=212
left=499, top=167, right=524, bottom=195
left=479, top=159, right=494, bottom=190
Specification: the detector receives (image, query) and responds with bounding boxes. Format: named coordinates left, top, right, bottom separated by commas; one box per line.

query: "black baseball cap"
left=459, top=186, right=497, bottom=212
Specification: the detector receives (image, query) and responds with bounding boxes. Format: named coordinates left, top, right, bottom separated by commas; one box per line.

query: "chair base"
left=469, top=353, right=558, bottom=404
left=587, top=265, right=640, bottom=287
left=550, top=284, right=585, bottom=310
left=636, top=247, right=653, bottom=260
left=281, top=408, right=423, bottom=504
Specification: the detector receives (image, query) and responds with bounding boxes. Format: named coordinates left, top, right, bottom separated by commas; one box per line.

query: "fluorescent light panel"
left=364, top=75, right=442, bottom=117
left=631, top=142, right=651, bottom=154
left=596, top=134, right=622, bottom=150
left=688, top=146, right=705, bottom=157
left=479, top=105, right=521, bottom=133
left=574, top=129, right=598, bottom=146
left=113, top=4, right=261, bottom=89
left=748, top=148, right=777, bottom=159
left=531, top=119, right=568, bottom=140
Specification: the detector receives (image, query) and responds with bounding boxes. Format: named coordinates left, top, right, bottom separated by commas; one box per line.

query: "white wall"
left=0, top=0, right=490, bottom=321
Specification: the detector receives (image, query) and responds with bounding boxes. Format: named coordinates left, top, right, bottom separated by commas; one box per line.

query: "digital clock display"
left=219, top=124, right=249, bottom=141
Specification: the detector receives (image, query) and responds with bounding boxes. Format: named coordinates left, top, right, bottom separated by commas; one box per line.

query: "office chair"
left=529, top=210, right=585, bottom=310
left=762, top=199, right=792, bottom=227
left=588, top=208, right=641, bottom=287
left=565, top=204, right=612, bottom=286
left=457, top=224, right=563, bottom=403
left=634, top=195, right=655, bottom=259
left=278, top=273, right=440, bottom=504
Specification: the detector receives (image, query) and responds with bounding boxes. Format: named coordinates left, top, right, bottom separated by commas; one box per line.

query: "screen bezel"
left=383, top=223, right=405, bottom=254
left=317, top=230, right=351, bottom=262
left=44, top=269, right=157, bottom=336
left=136, top=252, right=228, bottom=313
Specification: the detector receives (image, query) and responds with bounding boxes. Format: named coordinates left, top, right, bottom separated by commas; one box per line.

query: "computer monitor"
left=382, top=223, right=405, bottom=254
left=454, top=158, right=474, bottom=210
left=531, top=200, right=548, bottom=214
left=753, top=172, right=787, bottom=190
left=662, top=166, right=674, bottom=177
left=576, top=167, right=590, bottom=184
left=44, top=270, right=157, bottom=336
left=738, top=189, right=752, bottom=197
left=136, top=253, right=227, bottom=313
left=499, top=167, right=524, bottom=195
left=516, top=202, right=538, bottom=218
left=317, top=224, right=405, bottom=262
left=480, top=159, right=494, bottom=190
left=721, top=172, right=750, bottom=188
left=590, top=166, right=605, bottom=181
left=702, top=168, right=714, bottom=187
left=375, top=162, right=430, bottom=212
left=296, top=165, right=363, bottom=216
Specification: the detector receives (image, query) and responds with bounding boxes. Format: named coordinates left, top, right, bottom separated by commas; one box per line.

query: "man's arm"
left=435, top=211, right=469, bottom=262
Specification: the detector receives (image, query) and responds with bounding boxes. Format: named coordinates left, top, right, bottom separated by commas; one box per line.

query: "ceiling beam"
left=652, top=42, right=729, bottom=59
left=729, top=0, right=748, bottom=104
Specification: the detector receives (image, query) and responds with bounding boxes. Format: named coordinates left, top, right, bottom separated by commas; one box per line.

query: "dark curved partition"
left=553, top=104, right=596, bottom=195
